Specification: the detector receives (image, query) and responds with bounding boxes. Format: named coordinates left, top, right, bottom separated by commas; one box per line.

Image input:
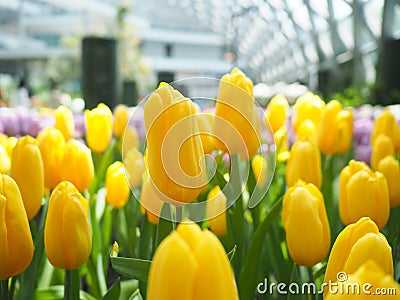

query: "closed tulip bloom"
left=214, top=68, right=261, bottom=158
left=251, top=154, right=268, bottom=188
left=206, top=185, right=227, bottom=236
left=122, top=126, right=140, bottom=156
left=324, top=217, right=393, bottom=289
left=371, top=134, right=395, bottom=170
left=197, top=110, right=218, bottom=154
left=105, top=161, right=130, bottom=208
left=0, top=144, right=11, bottom=174
left=37, top=127, right=65, bottom=189
left=292, top=92, right=325, bottom=134
left=296, top=119, right=318, bottom=144
left=147, top=220, right=238, bottom=300
left=282, top=180, right=330, bottom=267
left=336, top=109, right=354, bottom=153
left=60, top=139, right=94, bottom=192
left=325, top=260, right=400, bottom=300
left=44, top=181, right=92, bottom=270
left=264, top=94, right=289, bottom=133
left=140, top=171, right=164, bottom=224
left=371, top=109, right=400, bottom=152
left=144, top=83, right=207, bottom=204
left=339, top=160, right=389, bottom=229
left=377, top=155, right=400, bottom=207
left=10, top=136, right=44, bottom=219
left=318, top=100, right=342, bottom=155
left=0, top=175, right=34, bottom=280
left=274, top=126, right=290, bottom=162
left=113, top=104, right=129, bottom=138
left=124, top=147, right=145, bottom=189
left=4, top=136, right=18, bottom=160
left=55, top=105, right=75, bottom=141
left=85, top=103, right=113, bottom=153
left=286, top=138, right=322, bottom=188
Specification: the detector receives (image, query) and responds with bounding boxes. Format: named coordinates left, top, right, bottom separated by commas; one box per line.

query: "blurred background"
left=0, top=0, right=399, bottom=109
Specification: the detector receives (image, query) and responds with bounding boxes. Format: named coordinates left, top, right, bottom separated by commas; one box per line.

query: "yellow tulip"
left=318, top=100, right=342, bottom=155
left=4, top=136, right=18, bottom=160
left=140, top=171, right=164, bottom=224
left=105, top=161, right=130, bottom=208
left=324, top=217, right=393, bottom=289
left=124, top=147, right=145, bottom=189
left=274, top=126, right=290, bottom=162
left=339, top=160, right=389, bottom=229
left=251, top=154, right=268, bottom=188
left=377, top=155, right=400, bottom=208
left=286, top=138, right=322, bottom=188
left=206, top=185, right=227, bottom=236
left=55, top=105, right=75, bottom=141
left=44, top=181, right=92, bottom=270
left=264, top=94, right=289, bottom=133
left=371, top=109, right=400, bottom=152
left=113, top=104, right=129, bottom=138
left=325, top=260, right=400, bottom=300
left=371, top=134, right=395, bottom=170
left=0, top=144, right=11, bottom=174
left=60, top=139, right=94, bottom=192
left=296, top=119, right=318, bottom=144
left=37, top=127, right=65, bottom=189
left=196, top=109, right=218, bottom=154
left=292, top=92, right=325, bottom=134
left=85, top=103, right=113, bottom=153
left=0, top=133, right=7, bottom=145
left=10, top=136, right=44, bottom=219
left=214, top=68, right=260, bottom=158
left=0, top=174, right=34, bottom=280
left=336, top=109, right=354, bottom=154
left=147, top=220, right=238, bottom=300
left=122, top=126, right=140, bottom=156
left=144, top=83, right=207, bottom=204
left=282, top=180, right=330, bottom=267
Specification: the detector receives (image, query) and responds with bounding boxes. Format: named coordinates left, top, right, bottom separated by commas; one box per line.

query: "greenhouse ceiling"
left=0, top=0, right=399, bottom=87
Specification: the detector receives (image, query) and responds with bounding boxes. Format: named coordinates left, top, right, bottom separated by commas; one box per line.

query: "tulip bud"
left=264, top=94, right=289, bottom=133
left=4, top=136, right=18, bottom=160
left=286, top=138, right=322, bottom=188
left=196, top=109, right=218, bottom=154
left=113, top=104, right=129, bottom=138
left=10, top=136, right=44, bottom=219
left=55, top=105, right=75, bottom=141
left=282, top=180, right=330, bottom=267
left=144, top=83, right=207, bottom=204
left=124, top=147, right=145, bottom=189
left=60, top=139, right=94, bottom=192
left=44, top=181, right=92, bottom=270
left=324, top=217, right=393, bottom=289
left=214, top=68, right=261, bottom=158
left=140, top=171, right=163, bottom=224
left=0, top=174, right=34, bottom=280
left=37, top=127, right=65, bottom=189
left=371, top=134, right=395, bottom=170
left=206, top=185, right=227, bottom=236
left=274, top=126, right=290, bottom=162
left=296, top=119, right=318, bottom=144
left=147, top=220, right=238, bottom=300
left=105, top=161, right=130, bottom=208
left=318, top=100, right=342, bottom=155
left=85, top=103, right=113, bottom=153
left=325, top=260, right=400, bottom=300
left=0, top=144, right=11, bottom=174
left=122, top=126, right=140, bottom=156
left=339, top=160, right=390, bottom=229
left=292, top=92, right=325, bottom=134
left=336, top=109, right=354, bottom=154
left=371, top=109, right=400, bottom=152
left=377, top=155, right=400, bottom=208
left=251, top=154, right=268, bottom=188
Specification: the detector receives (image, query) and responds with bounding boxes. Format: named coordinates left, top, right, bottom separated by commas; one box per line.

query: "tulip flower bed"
left=0, top=68, right=400, bottom=300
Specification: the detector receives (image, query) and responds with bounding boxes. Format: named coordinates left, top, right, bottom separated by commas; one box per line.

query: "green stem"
left=1, top=279, right=8, bottom=300
left=307, top=267, right=317, bottom=300
left=64, top=269, right=79, bottom=300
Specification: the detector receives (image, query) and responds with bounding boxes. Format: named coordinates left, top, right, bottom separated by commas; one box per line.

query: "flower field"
left=0, top=68, right=399, bottom=300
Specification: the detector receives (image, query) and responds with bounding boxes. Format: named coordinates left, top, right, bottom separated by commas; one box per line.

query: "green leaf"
left=313, top=263, right=327, bottom=280
left=227, top=245, right=237, bottom=261
left=110, top=256, right=151, bottom=282
left=102, top=278, right=121, bottom=300
left=128, top=289, right=143, bottom=300
left=287, top=264, right=308, bottom=300
left=155, top=203, right=175, bottom=247
left=34, top=286, right=97, bottom=300
left=238, top=195, right=284, bottom=300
